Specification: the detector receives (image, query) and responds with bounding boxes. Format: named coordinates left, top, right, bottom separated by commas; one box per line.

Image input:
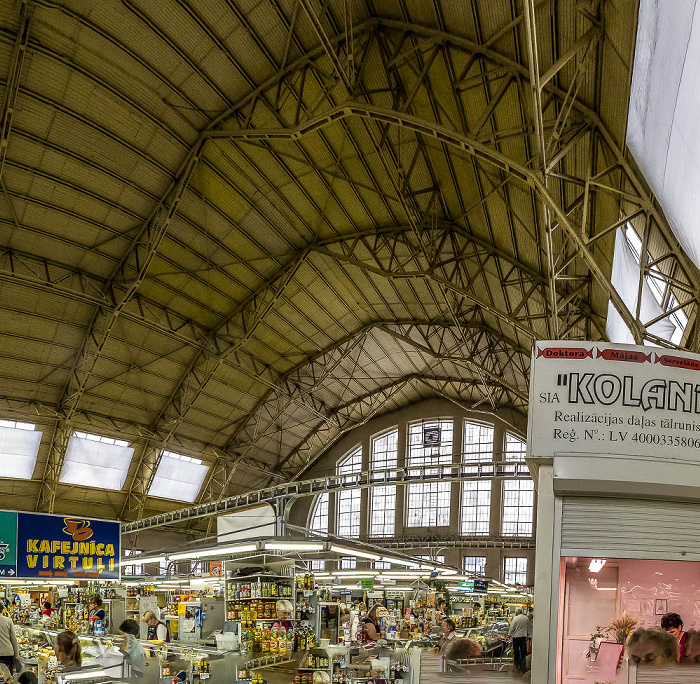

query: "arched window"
left=505, top=433, right=526, bottom=462
left=337, top=445, right=362, bottom=538
left=406, top=419, right=453, bottom=527
left=369, top=428, right=398, bottom=537
left=463, top=421, right=494, bottom=463
left=310, top=493, right=329, bottom=534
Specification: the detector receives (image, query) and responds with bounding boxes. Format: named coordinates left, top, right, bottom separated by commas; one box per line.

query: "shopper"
left=434, top=599, right=447, bottom=625
left=142, top=611, right=170, bottom=642
left=0, top=610, right=19, bottom=673
left=661, top=612, right=687, bottom=660
left=508, top=609, right=530, bottom=673
left=627, top=628, right=678, bottom=665
left=362, top=604, right=387, bottom=642
left=55, top=630, right=82, bottom=669
left=434, top=618, right=457, bottom=652
left=271, top=600, right=294, bottom=631
left=18, top=670, right=38, bottom=684
left=118, top=619, right=147, bottom=675
left=42, top=601, right=54, bottom=617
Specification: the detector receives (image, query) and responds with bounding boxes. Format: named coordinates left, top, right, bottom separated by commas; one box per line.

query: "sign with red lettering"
left=529, top=341, right=700, bottom=462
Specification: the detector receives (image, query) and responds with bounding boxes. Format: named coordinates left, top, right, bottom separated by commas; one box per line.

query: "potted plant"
left=586, top=625, right=607, bottom=660
left=605, top=612, right=638, bottom=645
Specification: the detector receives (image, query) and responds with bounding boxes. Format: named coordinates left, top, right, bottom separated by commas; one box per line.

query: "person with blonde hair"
left=141, top=610, right=169, bottom=643
left=627, top=628, right=679, bottom=666
left=362, top=604, right=387, bottom=642
left=55, top=630, right=82, bottom=668
left=271, top=600, right=293, bottom=631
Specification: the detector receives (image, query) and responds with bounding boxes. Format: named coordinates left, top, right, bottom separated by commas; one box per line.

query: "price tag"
left=199, top=674, right=209, bottom=679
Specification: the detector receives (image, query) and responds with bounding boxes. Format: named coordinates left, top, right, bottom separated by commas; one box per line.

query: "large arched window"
left=369, top=428, right=398, bottom=537
left=461, top=421, right=493, bottom=535
left=406, top=419, right=453, bottom=527
left=310, top=493, right=329, bottom=534
left=337, top=445, right=362, bottom=538
left=463, top=421, right=494, bottom=463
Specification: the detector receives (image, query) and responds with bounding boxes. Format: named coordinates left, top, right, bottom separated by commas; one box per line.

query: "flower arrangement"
left=605, top=612, right=638, bottom=644
left=587, top=612, right=638, bottom=659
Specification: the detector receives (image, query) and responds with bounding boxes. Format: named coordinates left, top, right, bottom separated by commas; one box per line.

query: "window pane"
left=463, top=557, right=486, bottom=576
left=370, top=430, right=398, bottom=536
left=504, top=557, right=528, bottom=585
left=310, top=493, right=329, bottom=534
left=501, top=480, right=535, bottom=537
left=148, top=450, right=208, bottom=502
left=337, top=447, right=362, bottom=538
left=463, top=421, right=494, bottom=463
left=505, top=433, right=526, bottom=462
left=372, top=429, right=398, bottom=470
left=461, top=480, right=491, bottom=535
left=60, top=433, right=134, bottom=490
left=407, top=420, right=453, bottom=526
left=370, top=485, right=396, bottom=537
left=0, top=425, right=42, bottom=480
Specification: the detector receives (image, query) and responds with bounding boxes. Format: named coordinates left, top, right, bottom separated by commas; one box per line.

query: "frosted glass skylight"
left=59, top=432, right=134, bottom=490
left=147, top=450, right=208, bottom=503
left=0, top=421, right=41, bottom=480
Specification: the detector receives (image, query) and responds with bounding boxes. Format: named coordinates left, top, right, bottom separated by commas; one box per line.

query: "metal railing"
left=121, top=461, right=530, bottom=533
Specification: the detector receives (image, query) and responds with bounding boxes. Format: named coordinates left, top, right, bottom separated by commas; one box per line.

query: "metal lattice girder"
left=220, top=319, right=528, bottom=481
left=120, top=460, right=530, bottom=534
left=0, top=0, right=31, bottom=182
left=208, top=17, right=698, bottom=346
left=371, top=537, right=536, bottom=551
left=35, top=136, right=207, bottom=513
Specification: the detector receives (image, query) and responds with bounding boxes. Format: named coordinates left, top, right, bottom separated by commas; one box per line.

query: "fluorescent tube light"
left=170, top=544, right=257, bottom=561
left=330, top=545, right=380, bottom=561
left=589, top=559, right=607, bottom=573
left=122, top=556, right=166, bottom=566
left=265, top=542, right=324, bottom=551
left=380, top=556, right=421, bottom=567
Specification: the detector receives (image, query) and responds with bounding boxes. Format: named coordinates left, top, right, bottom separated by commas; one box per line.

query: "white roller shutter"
left=561, top=497, right=700, bottom=561
left=636, top=668, right=698, bottom=683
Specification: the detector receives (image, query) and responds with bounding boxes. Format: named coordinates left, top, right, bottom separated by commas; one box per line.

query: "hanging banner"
left=529, top=341, right=700, bottom=461
left=0, top=512, right=18, bottom=577
left=0, top=511, right=120, bottom=580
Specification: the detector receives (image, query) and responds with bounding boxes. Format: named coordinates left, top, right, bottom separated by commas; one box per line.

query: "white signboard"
left=528, top=341, right=700, bottom=461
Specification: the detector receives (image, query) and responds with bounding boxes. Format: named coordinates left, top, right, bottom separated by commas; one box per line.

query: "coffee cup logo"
left=63, top=518, right=93, bottom=541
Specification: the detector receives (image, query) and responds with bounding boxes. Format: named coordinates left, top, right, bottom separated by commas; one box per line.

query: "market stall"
left=529, top=341, right=700, bottom=684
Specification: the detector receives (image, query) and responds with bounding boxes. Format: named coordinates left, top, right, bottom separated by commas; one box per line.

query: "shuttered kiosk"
left=527, top=341, right=700, bottom=684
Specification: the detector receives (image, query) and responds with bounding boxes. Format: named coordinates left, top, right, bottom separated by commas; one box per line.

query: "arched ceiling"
left=0, top=0, right=697, bottom=525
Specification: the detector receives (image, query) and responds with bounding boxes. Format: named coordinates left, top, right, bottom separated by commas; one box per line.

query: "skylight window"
left=147, top=450, right=208, bottom=503
left=606, top=227, right=681, bottom=345
left=59, top=431, right=134, bottom=490
left=0, top=420, right=41, bottom=480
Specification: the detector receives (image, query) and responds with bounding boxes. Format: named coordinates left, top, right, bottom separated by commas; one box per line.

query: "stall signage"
left=473, top=580, right=489, bottom=593
left=0, top=511, right=120, bottom=580
left=529, top=341, right=700, bottom=461
left=0, top=512, right=17, bottom=576
left=360, top=578, right=375, bottom=589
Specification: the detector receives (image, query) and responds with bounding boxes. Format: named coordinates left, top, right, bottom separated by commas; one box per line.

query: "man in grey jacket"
left=0, top=612, right=20, bottom=673
left=508, top=609, right=530, bottom=673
